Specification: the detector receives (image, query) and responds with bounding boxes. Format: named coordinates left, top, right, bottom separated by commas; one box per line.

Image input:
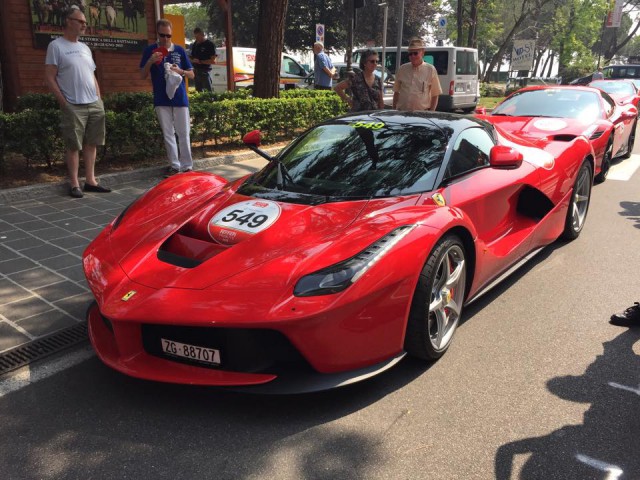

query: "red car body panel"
left=83, top=113, right=594, bottom=390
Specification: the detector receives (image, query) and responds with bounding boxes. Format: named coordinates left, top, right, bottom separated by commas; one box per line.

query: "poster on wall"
left=29, top=1, right=148, bottom=52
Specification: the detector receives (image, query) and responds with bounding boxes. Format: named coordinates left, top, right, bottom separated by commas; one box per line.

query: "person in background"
left=140, top=18, right=195, bottom=177
left=393, top=38, right=442, bottom=112
left=592, top=67, right=604, bottom=80
left=190, top=27, right=217, bottom=92
left=312, top=41, right=336, bottom=90
left=334, top=49, right=384, bottom=111
left=44, top=7, right=111, bottom=198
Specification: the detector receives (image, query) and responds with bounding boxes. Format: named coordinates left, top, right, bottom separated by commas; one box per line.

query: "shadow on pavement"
left=495, top=327, right=640, bottom=479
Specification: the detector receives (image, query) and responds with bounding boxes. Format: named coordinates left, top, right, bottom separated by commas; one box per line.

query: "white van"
left=353, top=46, right=479, bottom=112
left=210, top=47, right=309, bottom=92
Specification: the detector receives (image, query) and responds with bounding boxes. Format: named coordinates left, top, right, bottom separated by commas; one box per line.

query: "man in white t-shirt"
left=44, top=7, right=111, bottom=198
left=393, top=38, right=442, bottom=112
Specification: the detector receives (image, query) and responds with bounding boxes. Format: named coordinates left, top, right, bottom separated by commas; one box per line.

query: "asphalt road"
left=1, top=137, right=639, bottom=479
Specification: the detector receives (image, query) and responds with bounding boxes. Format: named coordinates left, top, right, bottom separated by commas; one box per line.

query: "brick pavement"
left=0, top=151, right=270, bottom=356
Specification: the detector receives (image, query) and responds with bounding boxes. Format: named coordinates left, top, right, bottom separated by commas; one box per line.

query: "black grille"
left=0, top=323, right=88, bottom=376
left=141, top=324, right=312, bottom=374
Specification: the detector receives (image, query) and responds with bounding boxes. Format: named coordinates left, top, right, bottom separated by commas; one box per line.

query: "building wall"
left=0, top=0, right=159, bottom=111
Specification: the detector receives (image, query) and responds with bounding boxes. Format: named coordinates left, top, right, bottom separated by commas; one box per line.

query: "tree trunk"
left=466, top=0, right=478, bottom=48
left=254, top=0, right=289, bottom=98
left=546, top=52, right=554, bottom=77
left=457, top=0, right=464, bottom=47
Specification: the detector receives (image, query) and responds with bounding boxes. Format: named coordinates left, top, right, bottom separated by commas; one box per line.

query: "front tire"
left=562, top=160, right=592, bottom=241
left=595, top=138, right=613, bottom=183
left=405, top=235, right=467, bottom=360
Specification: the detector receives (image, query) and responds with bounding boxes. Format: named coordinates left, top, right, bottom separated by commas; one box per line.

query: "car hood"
left=487, top=115, right=589, bottom=142
left=110, top=184, right=425, bottom=290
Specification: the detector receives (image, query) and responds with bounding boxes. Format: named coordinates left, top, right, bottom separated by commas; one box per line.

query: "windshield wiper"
left=491, top=112, right=512, bottom=116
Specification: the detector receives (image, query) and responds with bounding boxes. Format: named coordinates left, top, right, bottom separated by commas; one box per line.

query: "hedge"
left=1, top=89, right=346, bottom=172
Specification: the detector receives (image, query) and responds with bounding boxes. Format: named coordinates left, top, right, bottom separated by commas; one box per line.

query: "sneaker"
left=164, top=167, right=180, bottom=178
left=181, top=168, right=193, bottom=173
left=610, top=302, right=640, bottom=327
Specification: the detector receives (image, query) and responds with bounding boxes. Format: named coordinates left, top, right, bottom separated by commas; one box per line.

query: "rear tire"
left=405, top=235, right=466, bottom=360
left=562, top=160, right=592, bottom=241
left=622, top=120, right=636, bottom=159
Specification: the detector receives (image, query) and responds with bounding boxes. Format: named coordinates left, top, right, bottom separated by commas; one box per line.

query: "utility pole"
left=395, top=0, right=404, bottom=73
left=379, top=3, right=388, bottom=75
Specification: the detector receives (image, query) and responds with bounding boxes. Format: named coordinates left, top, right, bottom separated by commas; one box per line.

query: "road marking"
left=608, top=381, right=640, bottom=396
left=608, top=154, right=640, bottom=181
left=575, top=454, right=623, bottom=479
left=0, top=346, right=94, bottom=398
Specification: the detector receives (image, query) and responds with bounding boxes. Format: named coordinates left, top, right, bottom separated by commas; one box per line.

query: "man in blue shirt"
left=313, top=41, right=335, bottom=90
left=140, top=18, right=195, bottom=177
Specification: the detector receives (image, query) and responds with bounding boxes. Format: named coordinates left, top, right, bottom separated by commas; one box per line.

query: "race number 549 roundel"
left=208, top=200, right=281, bottom=245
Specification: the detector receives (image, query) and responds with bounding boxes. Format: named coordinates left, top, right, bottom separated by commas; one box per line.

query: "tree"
left=164, top=3, right=217, bottom=40
left=254, top=0, right=289, bottom=98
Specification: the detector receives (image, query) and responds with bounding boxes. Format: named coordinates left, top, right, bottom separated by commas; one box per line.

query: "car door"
left=601, top=90, right=634, bottom=156
left=429, top=126, right=539, bottom=289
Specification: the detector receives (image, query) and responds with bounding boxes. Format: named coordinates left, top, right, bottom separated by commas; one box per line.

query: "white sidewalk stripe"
left=608, top=154, right=640, bottom=181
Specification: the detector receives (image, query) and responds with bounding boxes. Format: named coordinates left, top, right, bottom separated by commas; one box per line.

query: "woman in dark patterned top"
left=334, top=49, right=385, bottom=111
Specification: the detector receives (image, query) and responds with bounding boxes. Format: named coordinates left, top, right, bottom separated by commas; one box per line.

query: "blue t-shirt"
left=314, top=51, right=333, bottom=88
left=140, top=43, right=193, bottom=107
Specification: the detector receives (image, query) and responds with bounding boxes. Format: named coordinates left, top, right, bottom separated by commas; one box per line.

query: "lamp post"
left=379, top=2, right=388, bottom=77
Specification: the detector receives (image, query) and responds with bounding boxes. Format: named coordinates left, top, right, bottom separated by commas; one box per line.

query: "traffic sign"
left=316, top=24, right=325, bottom=43
left=438, top=18, right=447, bottom=28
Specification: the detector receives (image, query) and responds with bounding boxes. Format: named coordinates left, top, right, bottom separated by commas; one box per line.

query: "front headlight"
left=293, top=225, right=415, bottom=297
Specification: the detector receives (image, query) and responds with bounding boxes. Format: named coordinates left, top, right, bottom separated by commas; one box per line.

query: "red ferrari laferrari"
left=84, top=112, right=594, bottom=393
left=589, top=79, right=640, bottom=112
left=482, top=85, right=637, bottom=183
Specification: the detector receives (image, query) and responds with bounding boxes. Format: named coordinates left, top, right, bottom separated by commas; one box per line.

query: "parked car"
left=589, top=79, right=640, bottom=112
left=603, top=64, right=640, bottom=80
left=569, top=73, right=593, bottom=86
left=84, top=111, right=594, bottom=393
left=483, top=85, right=637, bottom=182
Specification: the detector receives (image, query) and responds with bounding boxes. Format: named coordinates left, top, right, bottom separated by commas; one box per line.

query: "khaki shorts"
left=61, top=99, right=106, bottom=151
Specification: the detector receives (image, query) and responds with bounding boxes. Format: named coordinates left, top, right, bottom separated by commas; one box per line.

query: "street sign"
left=316, top=24, right=325, bottom=43
left=438, top=18, right=447, bottom=28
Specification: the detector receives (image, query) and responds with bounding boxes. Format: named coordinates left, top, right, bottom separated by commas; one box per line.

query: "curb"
left=0, top=146, right=282, bottom=204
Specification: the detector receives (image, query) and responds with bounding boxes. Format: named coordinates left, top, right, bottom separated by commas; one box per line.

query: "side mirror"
left=243, top=129, right=262, bottom=147
left=490, top=145, right=523, bottom=169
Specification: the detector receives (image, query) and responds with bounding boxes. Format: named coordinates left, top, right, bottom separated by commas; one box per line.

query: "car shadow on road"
left=0, top=347, right=432, bottom=479
left=494, top=327, right=640, bottom=479
left=619, top=200, right=640, bottom=229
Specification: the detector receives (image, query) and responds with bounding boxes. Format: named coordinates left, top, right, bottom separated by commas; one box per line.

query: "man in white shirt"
left=393, top=38, right=442, bottom=112
left=44, top=7, right=110, bottom=198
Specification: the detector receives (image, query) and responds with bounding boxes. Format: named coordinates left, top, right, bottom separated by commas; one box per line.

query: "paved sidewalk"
left=0, top=151, right=270, bottom=356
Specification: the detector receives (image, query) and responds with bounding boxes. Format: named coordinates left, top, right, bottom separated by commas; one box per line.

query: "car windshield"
left=492, top=88, right=602, bottom=121
left=241, top=121, right=449, bottom=200
left=590, top=80, right=636, bottom=95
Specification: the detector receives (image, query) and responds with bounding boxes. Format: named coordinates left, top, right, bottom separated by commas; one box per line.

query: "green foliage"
left=16, top=93, right=58, bottom=111
left=480, top=83, right=505, bottom=98
left=3, top=91, right=346, bottom=172
left=164, top=3, right=216, bottom=41
left=201, top=0, right=432, bottom=52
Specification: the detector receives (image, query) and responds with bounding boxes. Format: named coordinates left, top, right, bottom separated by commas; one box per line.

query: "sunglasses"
left=158, top=33, right=172, bottom=38
left=408, top=51, right=422, bottom=57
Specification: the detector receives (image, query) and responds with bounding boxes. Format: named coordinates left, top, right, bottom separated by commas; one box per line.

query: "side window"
left=601, top=91, right=615, bottom=117
left=446, top=128, right=494, bottom=178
